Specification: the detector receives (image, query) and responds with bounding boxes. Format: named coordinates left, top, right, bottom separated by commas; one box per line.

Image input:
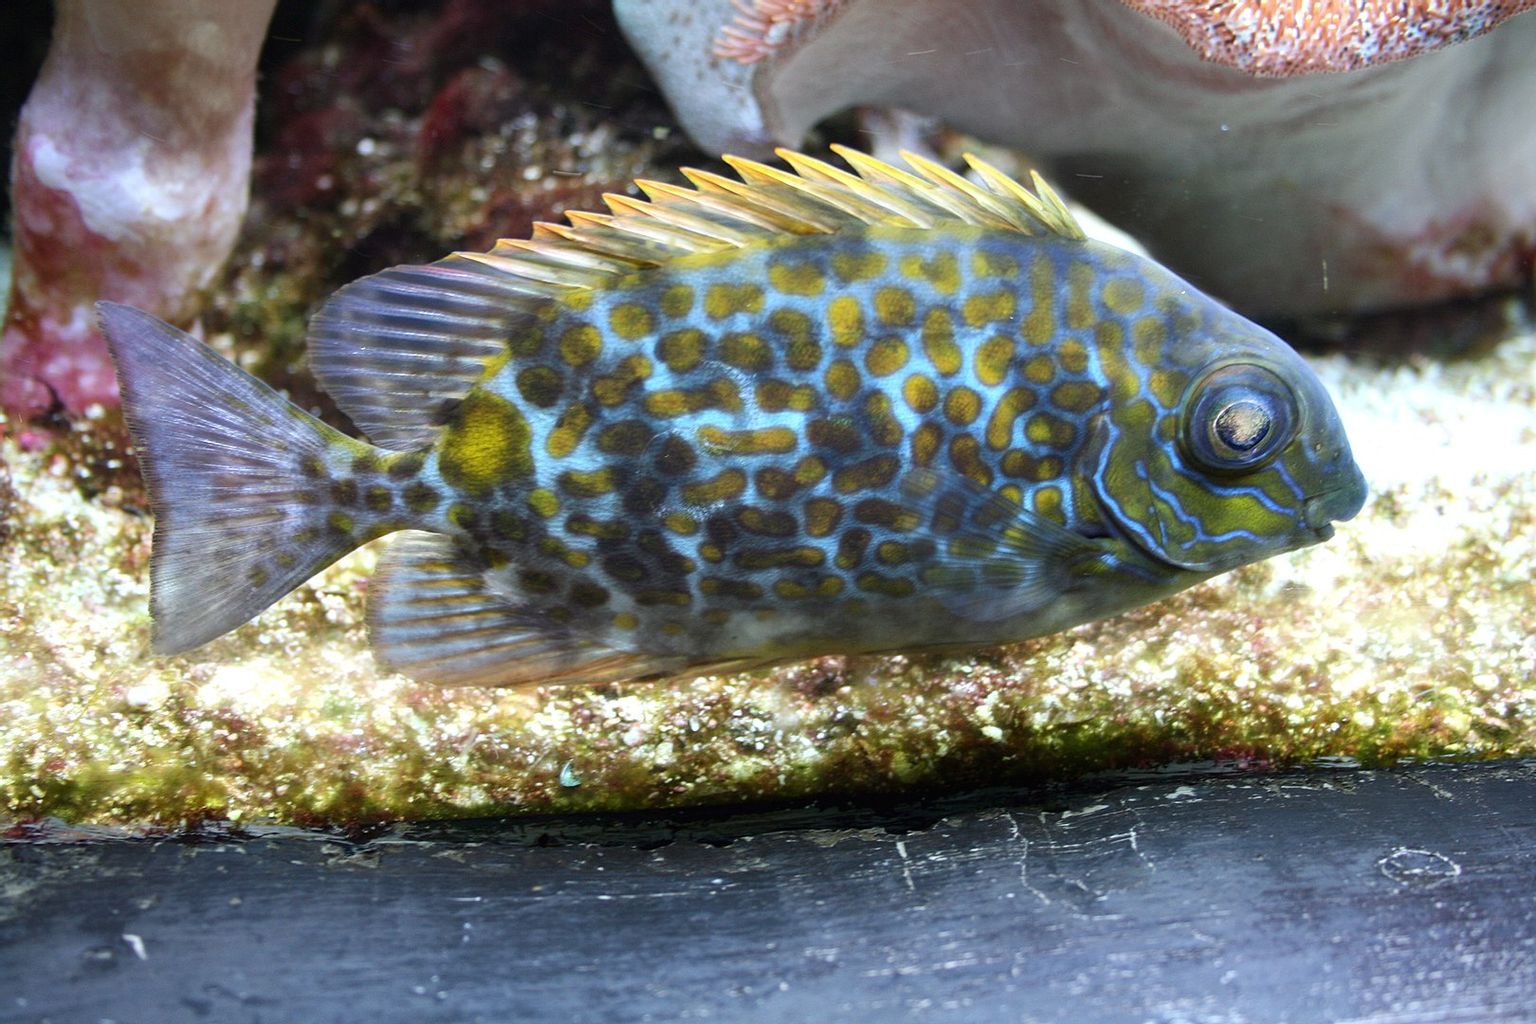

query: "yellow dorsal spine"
left=444, top=148, right=1084, bottom=297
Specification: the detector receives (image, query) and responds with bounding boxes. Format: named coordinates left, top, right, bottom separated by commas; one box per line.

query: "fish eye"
left=1182, top=363, right=1297, bottom=474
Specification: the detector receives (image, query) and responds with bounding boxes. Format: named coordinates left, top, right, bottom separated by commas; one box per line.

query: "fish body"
left=102, top=148, right=1366, bottom=686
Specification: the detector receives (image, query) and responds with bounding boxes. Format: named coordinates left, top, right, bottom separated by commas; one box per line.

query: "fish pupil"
left=1212, top=398, right=1270, bottom=453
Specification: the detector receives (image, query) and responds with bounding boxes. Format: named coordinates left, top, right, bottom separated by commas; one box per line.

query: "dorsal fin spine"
left=679, top=167, right=840, bottom=233
left=721, top=154, right=893, bottom=223
left=634, top=178, right=791, bottom=234
left=606, top=190, right=757, bottom=246
left=493, top=238, right=638, bottom=274
left=898, top=149, right=1041, bottom=233
left=774, top=148, right=937, bottom=229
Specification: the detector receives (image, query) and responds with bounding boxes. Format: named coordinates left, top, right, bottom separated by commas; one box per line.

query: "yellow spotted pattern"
left=414, top=220, right=1224, bottom=661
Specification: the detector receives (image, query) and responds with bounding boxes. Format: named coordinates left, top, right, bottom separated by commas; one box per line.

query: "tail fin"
left=100, top=302, right=383, bottom=654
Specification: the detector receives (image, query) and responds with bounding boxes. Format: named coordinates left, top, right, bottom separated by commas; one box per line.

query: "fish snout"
left=1302, top=460, right=1368, bottom=531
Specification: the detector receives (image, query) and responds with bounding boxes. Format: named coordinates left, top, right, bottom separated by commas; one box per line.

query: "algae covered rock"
left=1, top=2, right=1533, bottom=829
left=2, top=327, right=1534, bottom=826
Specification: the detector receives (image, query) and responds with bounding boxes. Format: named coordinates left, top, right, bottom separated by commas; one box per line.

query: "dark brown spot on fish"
left=1025, top=412, right=1078, bottom=450
left=832, top=249, right=887, bottom=283
left=597, top=419, right=655, bottom=456
left=856, top=571, right=916, bottom=598
left=558, top=467, right=619, bottom=497
left=635, top=589, right=692, bottom=607
left=835, top=527, right=871, bottom=569
left=540, top=541, right=588, bottom=569
left=365, top=485, right=393, bottom=512
left=1051, top=380, right=1102, bottom=414
left=705, top=283, right=764, bottom=319
left=404, top=482, right=440, bottom=513
left=944, top=386, right=981, bottom=427
left=592, top=355, right=653, bottom=406
left=863, top=393, right=903, bottom=447
left=699, top=577, right=765, bottom=600
left=903, top=374, right=938, bottom=414
left=659, top=284, right=694, bottom=318
left=737, top=506, right=798, bottom=537
left=910, top=420, right=943, bottom=468
left=441, top=391, right=535, bottom=492
left=704, top=513, right=739, bottom=551
left=770, top=309, right=821, bottom=370
left=734, top=546, right=825, bottom=570
left=756, top=378, right=818, bottom=413
left=802, top=498, right=842, bottom=537
left=720, top=332, right=773, bottom=371
left=602, top=553, right=647, bottom=584
left=492, top=509, right=527, bottom=541
left=449, top=503, right=481, bottom=532
left=657, top=328, right=706, bottom=373
left=387, top=452, right=426, bottom=481
left=517, top=366, right=564, bottom=408
left=682, top=469, right=747, bottom=505
left=853, top=499, right=922, bottom=532
left=807, top=418, right=862, bottom=454
left=754, top=467, right=802, bottom=501
left=520, top=569, right=559, bottom=595
left=949, top=435, right=993, bottom=486
left=623, top=476, right=667, bottom=517
left=823, top=359, right=861, bottom=401
left=986, top=387, right=1037, bottom=451
left=559, top=324, right=603, bottom=366
left=833, top=454, right=901, bottom=494
left=565, top=513, right=629, bottom=541
left=568, top=580, right=611, bottom=608
left=545, top=401, right=595, bottom=459
left=653, top=434, right=697, bottom=476
left=865, top=336, right=910, bottom=377
left=329, top=478, right=359, bottom=506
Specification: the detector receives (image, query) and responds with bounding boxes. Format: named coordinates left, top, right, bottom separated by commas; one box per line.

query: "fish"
left=100, top=146, right=1367, bottom=687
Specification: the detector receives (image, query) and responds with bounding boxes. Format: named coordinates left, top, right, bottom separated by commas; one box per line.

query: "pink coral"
left=1, top=0, right=276, bottom=419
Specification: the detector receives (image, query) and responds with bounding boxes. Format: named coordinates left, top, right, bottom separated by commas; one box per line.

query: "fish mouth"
left=1302, top=465, right=1368, bottom=531
left=1302, top=492, right=1350, bottom=531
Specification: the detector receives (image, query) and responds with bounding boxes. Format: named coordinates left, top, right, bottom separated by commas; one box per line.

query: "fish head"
left=1082, top=265, right=1366, bottom=575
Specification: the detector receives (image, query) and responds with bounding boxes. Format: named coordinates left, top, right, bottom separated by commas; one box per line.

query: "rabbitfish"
left=101, top=146, right=1366, bottom=686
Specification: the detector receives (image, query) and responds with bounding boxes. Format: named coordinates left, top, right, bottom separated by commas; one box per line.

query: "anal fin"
left=367, top=533, right=678, bottom=687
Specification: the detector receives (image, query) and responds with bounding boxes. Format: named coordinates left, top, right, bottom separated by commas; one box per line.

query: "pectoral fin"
left=896, top=468, right=1102, bottom=622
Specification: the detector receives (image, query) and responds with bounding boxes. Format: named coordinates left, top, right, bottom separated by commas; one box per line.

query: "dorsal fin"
left=307, top=148, right=1083, bottom=449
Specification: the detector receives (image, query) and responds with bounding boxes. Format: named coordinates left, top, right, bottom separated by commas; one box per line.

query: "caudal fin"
left=100, top=301, right=382, bottom=654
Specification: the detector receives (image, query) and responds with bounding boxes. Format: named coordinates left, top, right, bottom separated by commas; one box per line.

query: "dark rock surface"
left=5, top=761, right=1533, bottom=1023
